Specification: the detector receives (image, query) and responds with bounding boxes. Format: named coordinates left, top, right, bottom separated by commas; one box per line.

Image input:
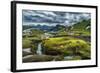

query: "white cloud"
left=42, top=11, right=56, bottom=16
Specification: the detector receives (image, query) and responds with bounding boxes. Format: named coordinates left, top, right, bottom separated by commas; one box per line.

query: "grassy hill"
left=72, top=19, right=91, bottom=31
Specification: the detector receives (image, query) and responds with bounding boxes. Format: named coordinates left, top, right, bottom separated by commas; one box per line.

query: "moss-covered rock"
left=42, top=37, right=90, bottom=60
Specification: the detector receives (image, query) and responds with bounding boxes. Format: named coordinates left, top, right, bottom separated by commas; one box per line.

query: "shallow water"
left=64, top=56, right=73, bottom=60
left=36, top=43, right=42, bottom=55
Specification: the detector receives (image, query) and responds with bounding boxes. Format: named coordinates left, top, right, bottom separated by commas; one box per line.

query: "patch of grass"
left=73, top=30, right=91, bottom=36
left=22, top=38, right=32, bottom=48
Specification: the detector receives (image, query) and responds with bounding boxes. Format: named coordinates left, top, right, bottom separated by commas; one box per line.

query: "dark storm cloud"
left=23, top=10, right=91, bottom=25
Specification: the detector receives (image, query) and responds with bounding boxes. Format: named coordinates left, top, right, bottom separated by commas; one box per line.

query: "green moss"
left=42, top=37, right=90, bottom=60
left=30, top=44, right=37, bottom=54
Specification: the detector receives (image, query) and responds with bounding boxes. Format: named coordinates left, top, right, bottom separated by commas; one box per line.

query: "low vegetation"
left=42, top=37, right=90, bottom=59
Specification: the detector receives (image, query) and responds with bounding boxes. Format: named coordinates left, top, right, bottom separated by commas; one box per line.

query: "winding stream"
left=23, top=43, right=74, bottom=62
left=36, top=43, right=42, bottom=55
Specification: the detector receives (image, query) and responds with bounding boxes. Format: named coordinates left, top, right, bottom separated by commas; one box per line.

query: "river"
left=36, top=43, right=42, bottom=55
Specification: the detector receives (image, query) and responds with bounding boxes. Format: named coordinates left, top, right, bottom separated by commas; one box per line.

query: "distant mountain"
left=23, top=25, right=33, bottom=30
left=23, top=24, right=54, bottom=31
left=50, top=25, right=66, bottom=31
left=50, top=19, right=91, bottom=32
left=23, top=19, right=91, bottom=32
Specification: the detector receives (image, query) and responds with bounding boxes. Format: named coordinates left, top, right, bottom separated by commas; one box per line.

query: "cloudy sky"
left=22, top=10, right=91, bottom=26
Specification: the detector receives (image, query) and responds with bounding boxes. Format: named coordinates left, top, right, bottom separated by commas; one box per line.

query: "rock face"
left=23, top=55, right=54, bottom=63
left=22, top=54, right=64, bottom=63
left=23, top=48, right=31, bottom=53
left=22, top=48, right=32, bottom=57
left=23, top=55, right=33, bottom=60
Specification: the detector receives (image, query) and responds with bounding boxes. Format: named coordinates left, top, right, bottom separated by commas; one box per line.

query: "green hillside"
left=72, top=19, right=91, bottom=31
